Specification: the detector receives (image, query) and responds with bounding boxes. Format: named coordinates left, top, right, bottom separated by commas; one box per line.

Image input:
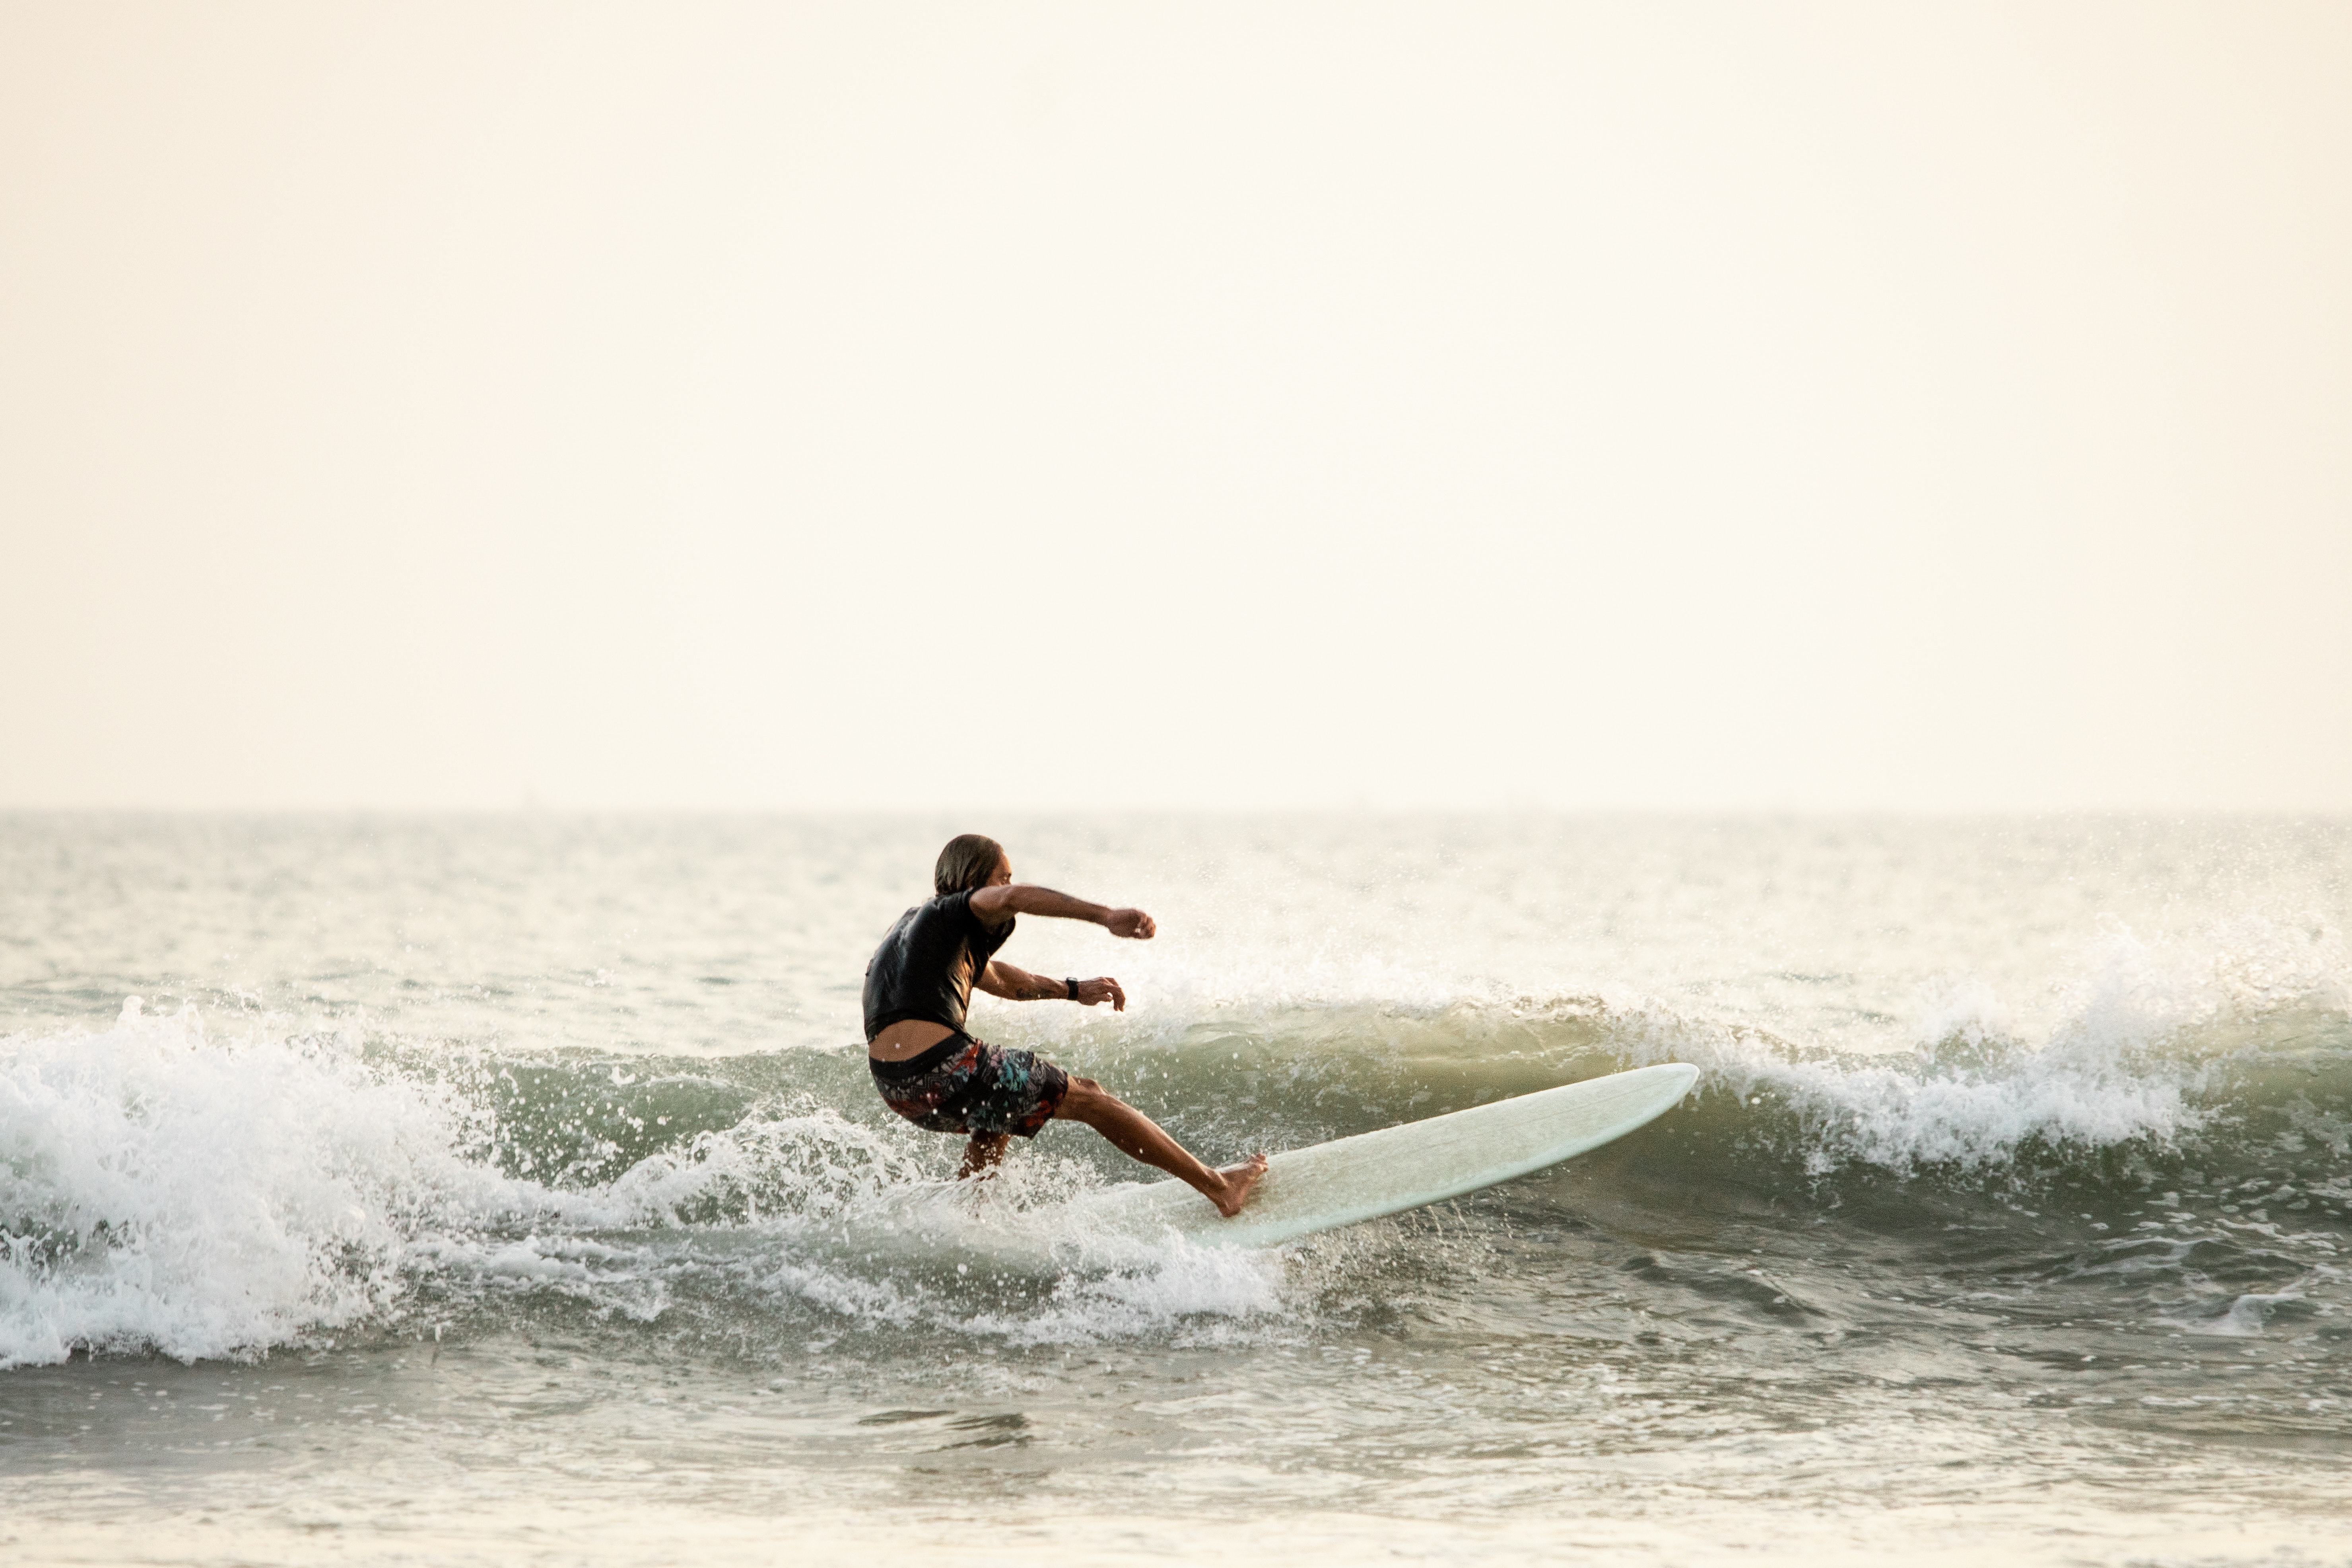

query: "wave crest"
left=0, top=1000, right=523, bottom=1366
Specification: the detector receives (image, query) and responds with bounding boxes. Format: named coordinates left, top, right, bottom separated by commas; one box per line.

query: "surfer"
left=864, top=834, right=1268, bottom=1217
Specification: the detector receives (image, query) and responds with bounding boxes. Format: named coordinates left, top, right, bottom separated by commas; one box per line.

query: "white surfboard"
left=1068, top=1062, right=1700, bottom=1248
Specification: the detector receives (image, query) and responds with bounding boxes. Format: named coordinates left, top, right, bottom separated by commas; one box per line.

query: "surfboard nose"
left=1619, top=1061, right=1701, bottom=1101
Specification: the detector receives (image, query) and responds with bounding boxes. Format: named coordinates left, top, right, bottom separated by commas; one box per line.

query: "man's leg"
left=959, top=1131, right=1010, bottom=1180
left=1053, top=1076, right=1267, bottom=1218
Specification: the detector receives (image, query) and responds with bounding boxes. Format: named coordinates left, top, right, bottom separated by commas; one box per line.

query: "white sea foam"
left=754, top=1226, right=1290, bottom=1347
left=978, top=1236, right=1289, bottom=1345
left=1911, top=976, right=2018, bottom=1057
left=0, top=1001, right=553, bottom=1366
left=2176, top=1289, right=2305, bottom=1338
left=598, top=1103, right=934, bottom=1227
left=1604, top=915, right=2352, bottom=1176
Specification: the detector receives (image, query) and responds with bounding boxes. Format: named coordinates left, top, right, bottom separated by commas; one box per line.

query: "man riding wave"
left=863, top=834, right=1267, bottom=1216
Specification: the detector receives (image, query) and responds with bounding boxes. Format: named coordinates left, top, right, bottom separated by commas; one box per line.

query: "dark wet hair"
left=934, top=834, right=1006, bottom=895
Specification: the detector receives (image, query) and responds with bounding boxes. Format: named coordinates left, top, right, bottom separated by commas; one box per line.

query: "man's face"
left=988, top=853, right=1013, bottom=888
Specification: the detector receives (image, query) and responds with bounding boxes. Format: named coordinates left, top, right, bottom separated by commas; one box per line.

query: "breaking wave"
left=4, top=912, right=2348, bottom=1367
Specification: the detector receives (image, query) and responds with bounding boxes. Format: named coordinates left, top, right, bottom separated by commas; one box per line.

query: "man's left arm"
left=977, top=962, right=1127, bottom=1011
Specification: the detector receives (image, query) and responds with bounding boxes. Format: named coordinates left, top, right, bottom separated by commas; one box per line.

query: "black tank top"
left=862, top=890, right=1016, bottom=1042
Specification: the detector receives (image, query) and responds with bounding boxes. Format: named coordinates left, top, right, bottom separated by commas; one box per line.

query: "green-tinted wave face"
left=284, top=982, right=2346, bottom=1343
left=338, top=967, right=2352, bottom=1205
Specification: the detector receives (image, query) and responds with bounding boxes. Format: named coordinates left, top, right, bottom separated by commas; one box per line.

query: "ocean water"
left=3, top=814, right=2349, bottom=1565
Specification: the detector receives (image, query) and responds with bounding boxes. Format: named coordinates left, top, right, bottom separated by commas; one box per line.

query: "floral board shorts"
left=868, top=1031, right=1070, bottom=1139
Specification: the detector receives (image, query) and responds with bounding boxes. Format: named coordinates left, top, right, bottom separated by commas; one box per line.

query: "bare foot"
left=1206, top=1154, right=1270, bottom=1218
left=958, top=1132, right=1010, bottom=1182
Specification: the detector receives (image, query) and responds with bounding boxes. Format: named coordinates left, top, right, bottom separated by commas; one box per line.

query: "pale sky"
left=4, top=2, right=2348, bottom=811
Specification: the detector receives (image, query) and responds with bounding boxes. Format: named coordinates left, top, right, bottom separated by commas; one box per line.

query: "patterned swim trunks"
left=868, top=1032, right=1070, bottom=1139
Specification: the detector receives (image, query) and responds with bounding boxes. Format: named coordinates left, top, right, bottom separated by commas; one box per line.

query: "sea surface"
left=3, top=814, right=2350, bottom=1565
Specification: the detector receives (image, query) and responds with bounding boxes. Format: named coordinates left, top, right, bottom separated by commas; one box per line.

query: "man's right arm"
left=968, top=884, right=1156, bottom=939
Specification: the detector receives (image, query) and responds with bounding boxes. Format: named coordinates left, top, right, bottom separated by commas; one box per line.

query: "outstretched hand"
left=1104, top=907, right=1156, bottom=940
left=1070, top=977, right=1127, bottom=1010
